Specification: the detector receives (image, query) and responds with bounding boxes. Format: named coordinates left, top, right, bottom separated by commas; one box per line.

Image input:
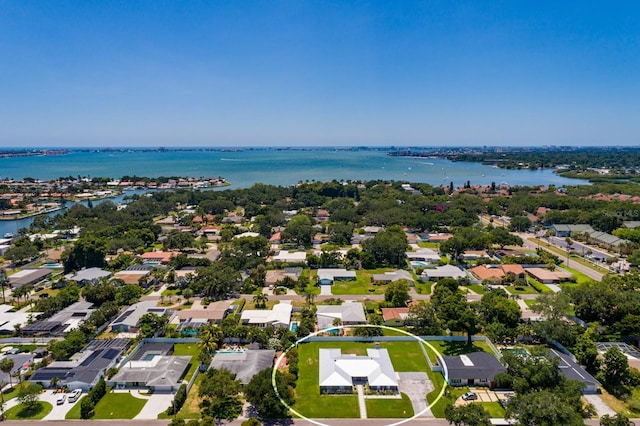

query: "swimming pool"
left=411, top=261, right=430, bottom=267
left=290, top=322, right=298, bottom=332
left=42, top=263, right=63, bottom=269
left=142, top=354, right=157, bottom=361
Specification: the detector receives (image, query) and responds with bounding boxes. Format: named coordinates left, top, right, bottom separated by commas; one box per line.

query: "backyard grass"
left=425, top=340, right=490, bottom=364
left=295, top=340, right=433, bottom=418
left=366, top=393, right=414, bottom=418
left=92, top=391, right=147, bottom=419
left=173, top=343, right=201, bottom=381
left=5, top=401, right=53, bottom=420
left=65, top=396, right=85, bottom=419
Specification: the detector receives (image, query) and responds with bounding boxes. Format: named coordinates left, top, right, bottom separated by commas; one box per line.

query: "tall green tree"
left=602, top=347, right=630, bottom=392
left=282, top=214, right=314, bottom=247
left=384, top=281, right=411, bottom=307
left=0, top=358, right=14, bottom=388
left=0, top=268, right=9, bottom=304
left=362, top=225, right=408, bottom=267
left=245, top=369, right=294, bottom=419
left=445, top=403, right=491, bottom=426
left=198, top=368, right=243, bottom=423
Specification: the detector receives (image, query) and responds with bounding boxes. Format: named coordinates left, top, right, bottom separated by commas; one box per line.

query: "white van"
left=68, top=389, right=82, bottom=403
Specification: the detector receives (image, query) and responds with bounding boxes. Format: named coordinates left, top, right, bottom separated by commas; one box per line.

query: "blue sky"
left=1, top=1, right=639, bottom=147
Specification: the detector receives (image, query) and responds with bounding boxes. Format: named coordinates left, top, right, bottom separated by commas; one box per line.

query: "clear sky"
left=1, top=1, right=639, bottom=147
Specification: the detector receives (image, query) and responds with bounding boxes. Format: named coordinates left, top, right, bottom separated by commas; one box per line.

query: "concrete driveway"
left=134, top=392, right=175, bottom=420
left=397, top=372, right=434, bottom=417
left=42, top=390, right=82, bottom=420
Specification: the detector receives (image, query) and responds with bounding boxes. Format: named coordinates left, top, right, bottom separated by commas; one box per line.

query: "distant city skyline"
left=1, top=1, right=639, bottom=147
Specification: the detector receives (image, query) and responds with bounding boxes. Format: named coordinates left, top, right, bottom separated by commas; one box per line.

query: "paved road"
left=548, top=236, right=614, bottom=261
left=520, top=236, right=604, bottom=281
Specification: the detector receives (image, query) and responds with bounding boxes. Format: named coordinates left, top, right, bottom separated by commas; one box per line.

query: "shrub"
left=167, top=384, right=187, bottom=415
left=80, top=397, right=95, bottom=419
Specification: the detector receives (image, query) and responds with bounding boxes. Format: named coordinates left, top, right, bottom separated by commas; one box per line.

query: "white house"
left=241, top=303, right=292, bottom=328
left=319, top=348, right=398, bottom=393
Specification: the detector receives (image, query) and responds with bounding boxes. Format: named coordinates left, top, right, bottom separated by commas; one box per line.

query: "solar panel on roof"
left=103, top=349, right=120, bottom=360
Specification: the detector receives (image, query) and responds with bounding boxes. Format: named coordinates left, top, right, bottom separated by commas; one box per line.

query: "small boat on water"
left=3, top=232, right=14, bottom=239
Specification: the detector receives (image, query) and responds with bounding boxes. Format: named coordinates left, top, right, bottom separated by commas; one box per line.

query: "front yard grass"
left=65, top=396, right=84, bottom=419
left=414, top=282, right=432, bottom=294
left=5, top=401, right=53, bottom=420
left=466, top=284, right=486, bottom=294
left=1, top=383, right=28, bottom=401
left=92, top=391, right=147, bottom=419
left=158, top=375, right=203, bottom=419
left=506, top=282, right=539, bottom=295
left=366, top=393, right=414, bottom=418
left=599, top=388, right=640, bottom=417
left=481, top=401, right=506, bottom=417
left=330, top=269, right=406, bottom=295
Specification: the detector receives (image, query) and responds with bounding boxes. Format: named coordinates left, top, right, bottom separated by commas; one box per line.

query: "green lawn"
left=418, top=242, right=440, bottom=249
left=506, top=283, right=539, bottom=295
left=428, top=385, right=465, bottom=418
left=92, top=392, right=147, bottom=419
left=425, top=340, right=490, bottom=364
left=5, top=401, right=53, bottom=420
left=330, top=269, right=409, bottom=295
left=414, top=282, right=432, bottom=294
left=65, top=396, right=85, bottom=419
left=366, top=393, right=414, bottom=418
left=466, top=284, right=486, bottom=294
left=524, top=299, right=537, bottom=308
left=159, top=375, right=203, bottom=419
left=2, top=383, right=27, bottom=401
left=481, top=401, right=506, bottom=418
left=561, top=265, right=593, bottom=284
left=173, top=343, right=201, bottom=381
left=295, top=340, right=433, bottom=418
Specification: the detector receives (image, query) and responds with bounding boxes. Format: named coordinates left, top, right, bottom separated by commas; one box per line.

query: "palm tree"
left=0, top=358, right=14, bottom=389
left=198, top=324, right=223, bottom=354
left=304, top=290, right=315, bottom=307
left=0, top=268, right=9, bottom=304
left=50, top=376, right=60, bottom=391
left=253, top=293, right=268, bottom=309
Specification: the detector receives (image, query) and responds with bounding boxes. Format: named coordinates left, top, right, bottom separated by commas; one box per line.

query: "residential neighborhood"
left=1, top=177, right=640, bottom=425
